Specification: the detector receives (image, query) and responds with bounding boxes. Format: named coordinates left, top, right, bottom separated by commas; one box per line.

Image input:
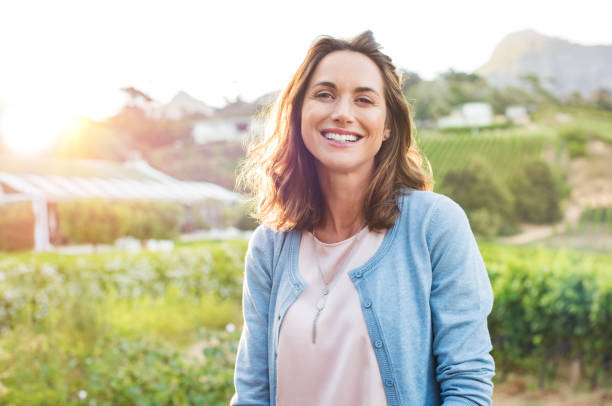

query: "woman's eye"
left=315, top=92, right=333, bottom=99
left=357, top=97, right=373, bottom=104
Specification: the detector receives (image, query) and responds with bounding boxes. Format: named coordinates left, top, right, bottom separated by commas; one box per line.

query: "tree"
left=399, top=70, right=422, bottom=93
left=594, top=88, right=612, bottom=111
left=519, top=74, right=557, bottom=105
left=507, top=160, right=562, bottom=223
left=442, top=156, right=517, bottom=236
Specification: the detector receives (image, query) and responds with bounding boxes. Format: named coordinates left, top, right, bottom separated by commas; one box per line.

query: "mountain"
left=153, top=91, right=216, bottom=119
left=477, top=30, right=612, bottom=98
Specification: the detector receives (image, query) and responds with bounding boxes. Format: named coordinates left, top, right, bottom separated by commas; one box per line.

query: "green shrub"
left=0, top=241, right=247, bottom=332
left=58, top=200, right=121, bottom=244
left=1, top=240, right=611, bottom=397
left=0, top=202, right=34, bottom=251
left=579, top=206, right=612, bottom=231
left=58, top=200, right=185, bottom=244
left=560, top=128, right=588, bottom=158
left=507, top=159, right=563, bottom=223
left=119, top=201, right=185, bottom=240
left=223, top=203, right=259, bottom=231
left=0, top=242, right=247, bottom=405
left=482, top=244, right=612, bottom=387
left=0, top=330, right=239, bottom=406
left=468, top=208, right=503, bottom=238
left=442, top=155, right=517, bottom=236
left=233, top=209, right=259, bottom=231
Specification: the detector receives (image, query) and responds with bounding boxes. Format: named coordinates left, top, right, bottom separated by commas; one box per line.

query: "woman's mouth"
left=321, top=131, right=363, bottom=144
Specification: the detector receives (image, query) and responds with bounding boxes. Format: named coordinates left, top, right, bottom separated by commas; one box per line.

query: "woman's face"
left=300, top=50, right=389, bottom=177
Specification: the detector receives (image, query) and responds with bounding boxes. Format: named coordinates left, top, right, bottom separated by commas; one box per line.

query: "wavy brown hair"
left=238, top=30, right=432, bottom=231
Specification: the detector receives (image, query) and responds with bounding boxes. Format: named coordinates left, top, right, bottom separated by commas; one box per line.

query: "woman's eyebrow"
left=312, top=81, right=337, bottom=89
left=312, top=81, right=380, bottom=96
left=354, top=86, right=380, bottom=96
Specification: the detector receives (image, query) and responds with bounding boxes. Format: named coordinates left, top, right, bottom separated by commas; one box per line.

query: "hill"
left=477, top=30, right=612, bottom=98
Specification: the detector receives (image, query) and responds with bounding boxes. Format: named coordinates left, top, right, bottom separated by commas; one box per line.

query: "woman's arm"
left=426, top=195, right=496, bottom=406
left=230, top=226, right=275, bottom=406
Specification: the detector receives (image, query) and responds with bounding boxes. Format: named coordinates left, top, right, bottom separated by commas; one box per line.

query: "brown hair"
left=238, top=30, right=432, bottom=231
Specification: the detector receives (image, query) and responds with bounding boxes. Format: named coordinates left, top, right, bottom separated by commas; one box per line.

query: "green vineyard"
left=416, top=129, right=555, bottom=191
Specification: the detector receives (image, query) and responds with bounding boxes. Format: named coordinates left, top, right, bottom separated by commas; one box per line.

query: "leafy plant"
left=441, top=155, right=517, bottom=236
left=507, top=159, right=562, bottom=223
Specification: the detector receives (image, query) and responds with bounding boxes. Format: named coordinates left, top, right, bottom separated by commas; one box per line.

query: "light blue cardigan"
left=231, top=190, right=495, bottom=406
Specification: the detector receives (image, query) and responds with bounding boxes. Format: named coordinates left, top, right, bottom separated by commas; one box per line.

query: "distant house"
left=193, top=117, right=250, bottom=144
left=505, top=105, right=530, bottom=124
left=437, top=102, right=493, bottom=129
left=191, top=94, right=275, bottom=144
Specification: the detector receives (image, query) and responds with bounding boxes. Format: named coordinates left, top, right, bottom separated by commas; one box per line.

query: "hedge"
left=0, top=202, right=34, bottom=251
left=1, top=241, right=610, bottom=402
left=482, top=243, right=612, bottom=388
left=57, top=200, right=185, bottom=244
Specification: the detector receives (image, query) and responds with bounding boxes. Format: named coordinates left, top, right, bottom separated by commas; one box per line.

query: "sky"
left=0, top=0, right=611, bottom=126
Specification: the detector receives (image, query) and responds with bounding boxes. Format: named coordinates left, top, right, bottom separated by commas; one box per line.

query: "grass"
left=106, top=288, right=241, bottom=345
left=537, top=107, right=612, bottom=143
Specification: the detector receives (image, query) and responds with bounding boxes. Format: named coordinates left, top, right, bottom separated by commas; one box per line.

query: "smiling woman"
left=233, top=30, right=495, bottom=406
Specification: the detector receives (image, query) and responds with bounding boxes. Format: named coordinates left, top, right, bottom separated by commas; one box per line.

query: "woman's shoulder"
left=397, top=189, right=469, bottom=232
left=398, top=189, right=462, bottom=214
left=248, top=223, right=294, bottom=262
left=249, top=223, right=286, bottom=249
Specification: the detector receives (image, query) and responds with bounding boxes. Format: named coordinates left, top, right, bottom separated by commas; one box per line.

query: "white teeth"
left=323, top=132, right=359, bottom=142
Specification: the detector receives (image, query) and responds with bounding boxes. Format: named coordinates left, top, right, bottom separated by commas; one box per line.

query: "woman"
left=231, top=31, right=495, bottom=406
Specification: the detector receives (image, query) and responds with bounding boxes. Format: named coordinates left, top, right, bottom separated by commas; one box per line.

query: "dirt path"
left=493, top=390, right=611, bottom=406
left=493, top=378, right=611, bottom=406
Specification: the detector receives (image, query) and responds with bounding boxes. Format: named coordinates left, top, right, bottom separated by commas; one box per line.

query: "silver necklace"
left=311, top=224, right=366, bottom=344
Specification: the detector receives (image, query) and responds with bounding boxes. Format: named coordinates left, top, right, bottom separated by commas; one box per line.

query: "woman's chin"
left=315, top=159, right=375, bottom=178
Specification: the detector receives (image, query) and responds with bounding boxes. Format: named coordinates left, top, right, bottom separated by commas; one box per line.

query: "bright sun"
left=1, top=105, right=81, bottom=154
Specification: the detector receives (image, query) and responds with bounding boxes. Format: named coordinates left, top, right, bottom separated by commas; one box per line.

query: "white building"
left=437, top=102, right=493, bottom=129
left=505, top=105, right=530, bottom=124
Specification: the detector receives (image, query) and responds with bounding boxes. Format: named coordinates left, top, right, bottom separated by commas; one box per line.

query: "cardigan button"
left=385, top=379, right=394, bottom=387
left=374, top=340, right=383, bottom=348
left=355, top=271, right=362, bottom=278
left=363, top=300, right=372, bottom=309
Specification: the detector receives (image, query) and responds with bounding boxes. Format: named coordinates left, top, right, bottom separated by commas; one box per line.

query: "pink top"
left=276, top=227, right=388, bottom=406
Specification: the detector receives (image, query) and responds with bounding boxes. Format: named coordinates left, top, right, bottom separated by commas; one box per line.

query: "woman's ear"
left=383, top=130, right=391, bottom=141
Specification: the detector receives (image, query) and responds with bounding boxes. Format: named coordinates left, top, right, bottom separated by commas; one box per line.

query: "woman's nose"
left=330, top=97, right=354, bottom=124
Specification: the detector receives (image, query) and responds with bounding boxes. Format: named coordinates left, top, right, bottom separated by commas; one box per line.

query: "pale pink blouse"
left=276, top=227, right=388, bottom=406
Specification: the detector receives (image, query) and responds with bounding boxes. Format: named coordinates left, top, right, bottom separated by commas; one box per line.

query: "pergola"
left=0, top=160, right=243, bottom=251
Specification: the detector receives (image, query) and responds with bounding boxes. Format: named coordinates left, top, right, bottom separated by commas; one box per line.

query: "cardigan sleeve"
left=426, top=195, right=496, bottom=406
left=230, top=225, right=275, bottom=406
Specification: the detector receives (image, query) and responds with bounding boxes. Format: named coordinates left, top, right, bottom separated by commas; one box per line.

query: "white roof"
left=0, top=172, right=242, bottom=204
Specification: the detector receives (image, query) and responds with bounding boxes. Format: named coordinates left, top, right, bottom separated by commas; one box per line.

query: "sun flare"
left=1, top=105, right=82, bottom=154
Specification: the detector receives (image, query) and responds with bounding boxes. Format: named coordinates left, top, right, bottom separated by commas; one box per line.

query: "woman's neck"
left=315, top=167, right=372, bottom=243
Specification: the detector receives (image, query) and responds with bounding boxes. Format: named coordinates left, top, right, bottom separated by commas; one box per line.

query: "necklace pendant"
left=322, top=286, right=329, bottom=295
left=316, top=296, right=326, bottom=311
left=312, top=311, right=321, bottom=344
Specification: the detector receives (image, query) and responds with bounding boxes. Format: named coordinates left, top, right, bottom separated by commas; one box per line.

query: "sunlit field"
left=0, top=238, right=611, bottom=405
